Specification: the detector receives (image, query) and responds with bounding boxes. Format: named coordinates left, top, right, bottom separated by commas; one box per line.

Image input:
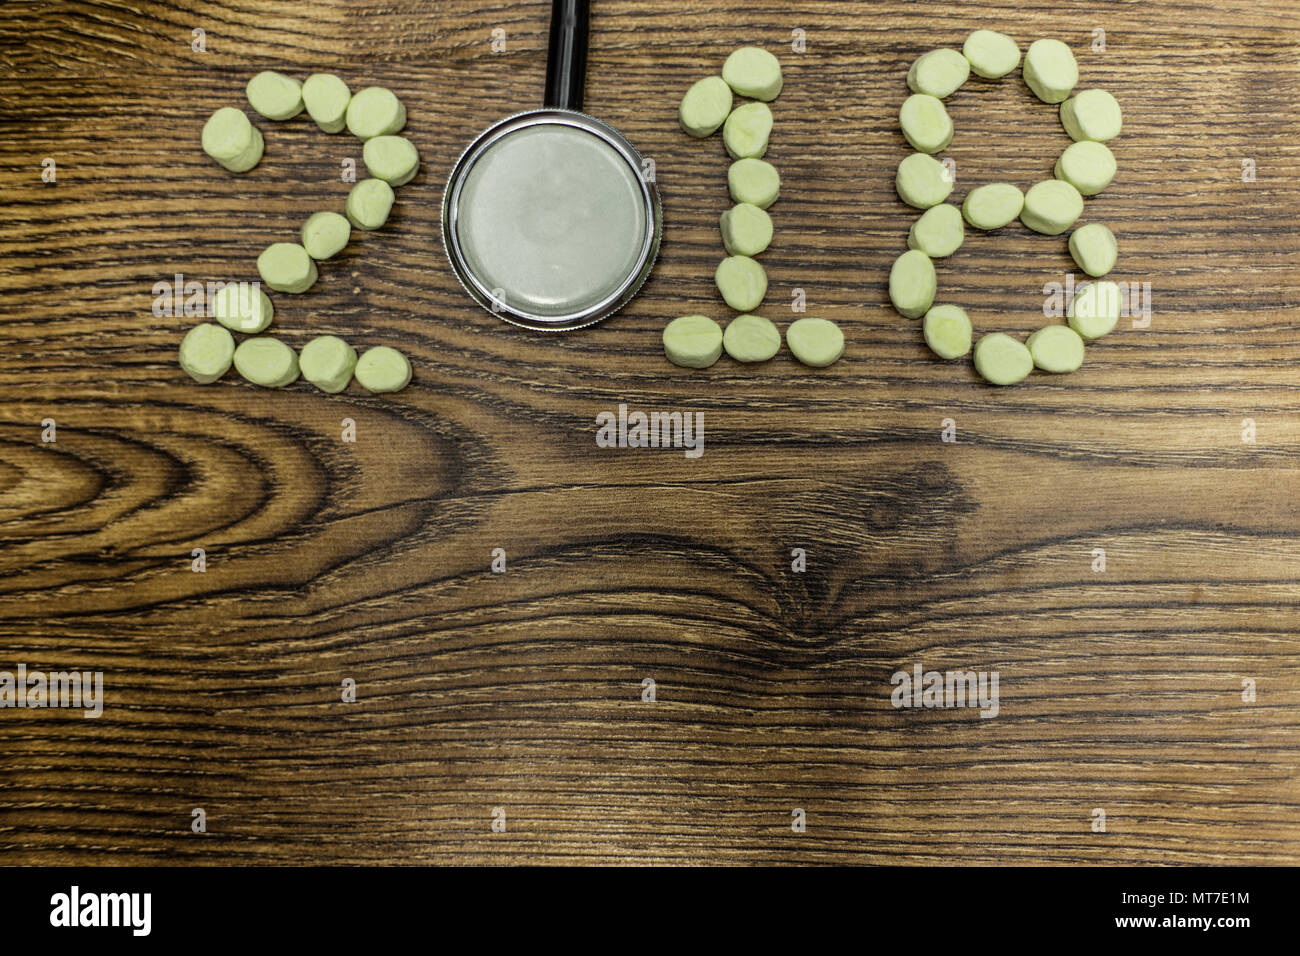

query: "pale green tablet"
left=301, top=211, right=351, bottom=260
left=908, top=202, right=964, bottom=257
left=1026, top=325, right=1085, bottom=372
left=720, top=202, right=773, bottom=257
left=219, top=125, right=264, bottom=173
left=786, top=317, right=844, bottom=368
left=722, top=47, right=783, bottom=101
left=922, top=305, right=972, bottom=359
left=1022, top=38, right=1078, bottom=104
left=201, top=107, right=263, bottom=172
left=233, top=336, right=300, bottom=388
left=299, top=335, right=358, bottom=393
left=907, top=49, right=970, bottom=98
left=1054, top=140, right=1116, bottom=196
left=723, top=102, right=773, bottom=159
left=256, top=242, right=318, bottom=293
left=973, top=332, right=1033, bottom=385
left=722, top=313, right=781, bottom=363
left=715, top=255, right=767, bottom=312
left=1067, top=280, right=1122, bottom=340
left=1020, top=179, right=1083, bottom=235
left=179, top=323, right=235, bottom=384
left=962, top=30, right=1020, bottom=79
left=246, top=71, right=304, bottom=121
left=888, top=249, right=937, bottom=319
left=362, top=135, right=420, bottom=186
left=896, top=152, right=954, bottom=209
left=302, top=73, right=351, bottom=133
left=355, top=345, right=412, bottom=393
left=962, top=182, right=1024, bottom=230
left=346, top=178, right=396, bottom=230
left=345, top=86, right=406, bottom=140
left=900, top=93, right=953, bottom=153
left=211, top=282, right=274, bottom=333
left=1060, top=89, right=1122, bottom=143
left=728, top=158, right=780, bottom=208
left=679, top=76, right=732, bottom=137
left=1068, top=223, right=1118, bottom=277
left=663, top=314, right=723, bottom=369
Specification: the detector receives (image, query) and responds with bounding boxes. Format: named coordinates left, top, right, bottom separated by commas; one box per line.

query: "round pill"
left=246, top=71, right=304, bottom=121
left=722, top=47, right=783, bottom=101
left=1022, top=38, right=1078, bottom=104
left=908, top=202, right=964, bottom=257
left=257, top=242, right=318, bottom=293
left=346, top=178, right=396, bottom=230
left=301, top=211, right=352, bottom=260
left=1067, top=280, right=1122, bottom=340
left=218, top=125, right=264, bottom=173
left=1060, top=89, right=1122, bottom=143
left=907, top=48, right=970, bottom=98
left=962, top=182, right=1025, bottom=230
left=962, top=30, right=1021, bottom=79
left=354, top=345, right=412, bottom=393
left=922, top=305, right=972, bottom=359
left=210, top=282, right=274, bottom=333
left=715, top=255, right=767, bottom=312
left=1020, top=179, right=1084, bottom=235
left=345, top=86, right=406, bottom=140
left=896, top=152, right=954, bottom=209
left=723, top=102, right=773, bottom=159
left=1055, top=140, right=1116, bottom=196
left=362, top=135, right=420, bottom=186
left=727, top=158, right=780, bottom=208
left=233, top=336, right=300, bottom=388
left=899, top=93, right=953, bottom=154
left=299, top=335, right=358, bottom=393
left=679, top=76, right=732, bottom=137
left=663, top=314, right=724, bottom=369
left=201, top=107, right=262, bottom=172
left=973, top=332, right=1033, bottom=385
left=786, top=317, right=845, bottom=368
left=888, top=249, right=937, bottom=319
left=1026, top=325, right=1085, bottom=373
left=719, top=202, right=773, bottom=257
left=1068, top=223, right=1118, bottom=277
left=178, top=323, right=235, bottom=384
left=722, top=313, right=781, bottom=363
left=302, top=73, right=351, bottom=133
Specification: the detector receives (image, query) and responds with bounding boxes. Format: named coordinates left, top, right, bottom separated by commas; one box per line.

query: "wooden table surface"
left=2, top=0, right=1298, bottom=866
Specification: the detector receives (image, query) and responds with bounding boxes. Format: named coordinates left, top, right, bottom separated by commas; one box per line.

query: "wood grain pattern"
left=1, top=0, right=1298, bottom=865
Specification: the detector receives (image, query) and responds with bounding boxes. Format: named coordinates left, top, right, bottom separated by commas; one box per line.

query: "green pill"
left=211, top=282, right=273, bottom=333
left=233, top=336, right=300, bottom=388
left=1067, top=280, right=1122, bottom=340
left=679, top=76, right=732, bottom=137
left=922, top=304, right=972, bottom=359
left=900, top=93, right=953, bottom=154
left=257, top=242, right=318, bottom=293
left=201, top=106, right=263, bottom=173
left=715, top=255, right=767, bottom=312
left=907, top=48, right=970, bottom=98
left=962, top=182, right=1024, bottom=230
left=722, top=313, right=781, bottom=363
left=1068, top=223, right=1118, bottom=277
left=888, top=249, right=937, bottom=319
left=346, top=178, right=396, bottom=230
left=362, top=135, right=420, bottom=186
left=1060, top=89, right=1122, bottom=143
left=301, top=211, right=351, bottom=260
left=663, top=314, right=723, bottom=369
left=786, top=317, right=845, bottom=368
left=727, top=158, right=780, bottom=208
left=973, top=332, right=1033, bottom=385
left=246, top=71, right=304, bottom=121
left=1020, top=179, right=1083, bottom=235
left=962, top=30, right=1020, bottom=79
left=299, top=335, right=358, bottom=393
left=908, top=202, right=964, bottom=257
left=179, top=323, right=235, bottom=384
left=720, top=202, right=773, bottom=257
left=1026, top=325, right=1085, bottom=373
left=723, top=101, right=773, bottom=159
left=302, top=73, right=351, bottom=133
left=896, top=152, right=954, bottom=209
left=1022, top=38, right=1078, bottom=104
left=1055, top=140, right=1116, bottom=196
left=722, top=46, right=783, bottom=101
left=345, top=86, right=406, bottom=140
left=355, top=345, right=412, bottom=393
